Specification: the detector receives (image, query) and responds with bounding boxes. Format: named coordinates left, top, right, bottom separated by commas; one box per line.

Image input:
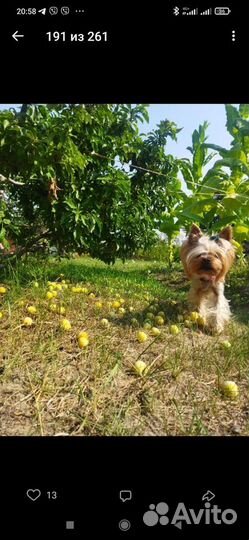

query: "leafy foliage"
left=178, top=106, right=249, bottom=241
left=1, top=104, right=249, bottom=265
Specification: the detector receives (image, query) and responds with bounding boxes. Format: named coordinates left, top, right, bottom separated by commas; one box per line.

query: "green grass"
left=0, top=255, right=248, bottom=436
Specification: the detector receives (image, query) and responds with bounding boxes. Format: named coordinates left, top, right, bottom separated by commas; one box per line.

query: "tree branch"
left=0, top=174, right=25, bottom=186
left=0, top=230, right=50, bottom=262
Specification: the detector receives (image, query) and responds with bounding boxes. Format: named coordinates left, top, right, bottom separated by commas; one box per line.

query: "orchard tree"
left=0, top=105, right=183, bottom=263
left=130, top=120, right=185, bottom=265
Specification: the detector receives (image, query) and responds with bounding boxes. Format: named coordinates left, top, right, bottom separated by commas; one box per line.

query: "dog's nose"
left=201, top=256, right=212, bottom=270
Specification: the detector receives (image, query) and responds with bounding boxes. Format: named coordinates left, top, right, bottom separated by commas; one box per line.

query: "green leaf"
left=239, top=104, right=249, bottom=119
left=222, top=197, right=242, bottom=211
left=225, top=105, right=241, bottom=137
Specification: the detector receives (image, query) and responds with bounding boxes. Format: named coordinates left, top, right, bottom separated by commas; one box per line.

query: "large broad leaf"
left=179, top=160, right=195, bottom=191
left=180, top=209, right=204, bottom=221
left=210, top=216, right=236, bottom=228
left=182, top=198, right=216, bottom=214
left=234, top=224, right=249, bottom=235
left=202, top=143, right=229, bottom=157
left=159, top=216, right=180, bottom=236
left=213, top=158, right=249, bottom=175
left=193, top=145, right=205, bottom=180
left=222, top=197, right=242, bottom=211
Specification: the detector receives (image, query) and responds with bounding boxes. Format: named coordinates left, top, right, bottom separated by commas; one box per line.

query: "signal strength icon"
left=186, top=8, right=198, bottom=15
left=200, top=8, right=212, bottom=15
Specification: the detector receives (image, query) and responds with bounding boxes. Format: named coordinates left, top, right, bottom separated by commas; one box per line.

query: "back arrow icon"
left=12, top=31, right=24, bottom=42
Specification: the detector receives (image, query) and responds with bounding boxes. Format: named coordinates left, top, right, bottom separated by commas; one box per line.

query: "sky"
left=138, top=104, right=234, bottom=160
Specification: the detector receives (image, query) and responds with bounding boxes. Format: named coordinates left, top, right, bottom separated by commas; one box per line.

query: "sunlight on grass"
left=0, top=255, right=248, bottom=436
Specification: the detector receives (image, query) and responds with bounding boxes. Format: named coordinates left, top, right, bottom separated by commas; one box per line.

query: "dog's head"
left=180, top=224, right=235, bottom=282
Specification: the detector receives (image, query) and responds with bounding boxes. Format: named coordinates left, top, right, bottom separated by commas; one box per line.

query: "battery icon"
left=214, top=7, right=231, bottom=15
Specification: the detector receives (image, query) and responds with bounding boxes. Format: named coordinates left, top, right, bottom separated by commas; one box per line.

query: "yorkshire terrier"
left=180, top=224, right=235, bottom=333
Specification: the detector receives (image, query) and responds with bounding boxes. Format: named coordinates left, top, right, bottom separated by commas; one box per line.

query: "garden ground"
left=0, top=255, right=248, bottom=436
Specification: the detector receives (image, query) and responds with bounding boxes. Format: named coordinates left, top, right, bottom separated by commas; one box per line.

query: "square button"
left=66, top=521, right=75, bottom=530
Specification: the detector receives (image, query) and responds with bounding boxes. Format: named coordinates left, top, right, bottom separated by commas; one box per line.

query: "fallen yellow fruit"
left=143, top=322, right=152, bottom=330
left=170, top=325, right=180, bottom=335
left=55, top=283, right=62, bottom=291
left=137, top=331, right=148, bottom=343
left=27, top=306, right=37, bottom=314
left=119, top=307, right=126, bottom=314
left=78, top=336, right=89, bottom=348
left=77, top=330, right=89, bottom=339
left=221, top=340, right=232, bottom=350
left=190, top=311, right=199, bottom=322
left=23, top=317, right=33, bottom=326
left=95, top=302, right=103, bottom=309
left=131, top=318, right=139, bottom=328
left=72, top=287, right=81, bottom=293
left=112, top=301, right=121, bottom=309
left=49, top=303, right=57, bottom=312
left=151, top=327, right=160, bottom=336
left=157, top=311, right=165, bottom=318
left=220, top=381, right=239, bottom=399
left=58, top=306, right=66, bottom=314
left=60, top=319, right=71, bottom=331
left=154, top=316, right=164, bottom=326
left=197, top=315, right=206, bottom=326
left=100, top=318, right=110, bottom=327
left=0, top=286, right=7, bottom=294
left=0, top=312, right=3, bottom=319
left=46, top=291, right=54, bottom=300
left=134, top=360, right=147, bottom=375
left=33, top=282, right=39, bottom=288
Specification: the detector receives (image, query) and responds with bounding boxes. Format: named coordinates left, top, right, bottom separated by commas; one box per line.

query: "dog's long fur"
left=180, top=224, right=235, bottom=333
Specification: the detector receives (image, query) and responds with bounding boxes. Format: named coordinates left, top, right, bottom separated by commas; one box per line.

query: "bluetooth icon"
left=173, top=6, right=180, bottom=15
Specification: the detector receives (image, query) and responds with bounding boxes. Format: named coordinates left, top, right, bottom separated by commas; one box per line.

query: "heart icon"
left=26, top=489, right=41, bottom=501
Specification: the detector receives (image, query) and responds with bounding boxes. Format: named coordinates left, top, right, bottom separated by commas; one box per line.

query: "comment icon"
left=120, top=490, right=132, bottom=502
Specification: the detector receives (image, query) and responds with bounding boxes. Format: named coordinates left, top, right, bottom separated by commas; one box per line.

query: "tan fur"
left=180, top=224, right=235, bottom=333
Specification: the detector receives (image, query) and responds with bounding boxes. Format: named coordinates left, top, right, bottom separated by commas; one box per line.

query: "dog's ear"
left=189, top=224, right=202, bottom=236
left=219, top=226, right=233, bottom=242
left=188, top=224, right=202, bottom=243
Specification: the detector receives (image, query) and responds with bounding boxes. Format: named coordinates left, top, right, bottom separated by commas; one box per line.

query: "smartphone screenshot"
left=0, top=3, right=249, bottom=538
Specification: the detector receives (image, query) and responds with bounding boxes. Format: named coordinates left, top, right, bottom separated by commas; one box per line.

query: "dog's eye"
left=215, top=253, right=221, bottom=259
